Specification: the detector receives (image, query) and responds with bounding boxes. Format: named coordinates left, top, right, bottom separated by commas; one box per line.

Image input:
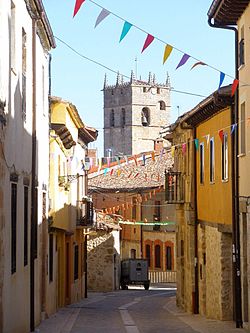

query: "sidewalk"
left=165, top=296, right=248, bottom=333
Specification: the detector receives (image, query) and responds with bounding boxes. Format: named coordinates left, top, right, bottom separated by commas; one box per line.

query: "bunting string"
left=72, top=0, right=250, bottom=93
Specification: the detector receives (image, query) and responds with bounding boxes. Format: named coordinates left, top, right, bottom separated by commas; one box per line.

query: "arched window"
left=146, top=244, right=151, bottom=267
left=131, top=249, right=136, bottom=259
left=159, top=101, right=166, bottom=110
left=121, top=108, right=125, bottom=127
left=155, top=245, right=161, bottom=268
left=141, top=107, right=150, bottom=127
left=166, top=246, right=172, bottom=270
left=110, top=109, right=115, bottom=127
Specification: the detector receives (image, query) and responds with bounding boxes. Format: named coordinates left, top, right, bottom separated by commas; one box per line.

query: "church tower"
left=103, top=72, right=171, bottom=157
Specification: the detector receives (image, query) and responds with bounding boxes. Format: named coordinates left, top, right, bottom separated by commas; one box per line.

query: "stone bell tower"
left=103, top=71, right=171, bottom=157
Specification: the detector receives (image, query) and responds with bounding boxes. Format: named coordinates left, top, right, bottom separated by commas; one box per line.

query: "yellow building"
left=48, top=97, right=97, bottom=310
left=167, top=85, right=234, bottom=320
left=208, top=1, right=250, bottom=328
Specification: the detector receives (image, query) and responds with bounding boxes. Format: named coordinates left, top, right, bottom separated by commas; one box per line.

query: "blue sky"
left=43, top=0, right=235, bottom=155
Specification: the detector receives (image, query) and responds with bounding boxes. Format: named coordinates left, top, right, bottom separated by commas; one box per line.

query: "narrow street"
left=37, top=285, right=244, bottom=333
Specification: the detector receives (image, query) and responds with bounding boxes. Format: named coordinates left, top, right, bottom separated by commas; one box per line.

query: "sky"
left=43, top=0, right=235, bottom=156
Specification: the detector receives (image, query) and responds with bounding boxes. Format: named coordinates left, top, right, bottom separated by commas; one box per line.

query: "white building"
left=0, top=0, right=55, bottom=332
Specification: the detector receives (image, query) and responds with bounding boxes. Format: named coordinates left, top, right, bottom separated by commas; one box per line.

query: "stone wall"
left=87, top=230, right=120, bottom=292
left=198, top=225, right=233, bottom=320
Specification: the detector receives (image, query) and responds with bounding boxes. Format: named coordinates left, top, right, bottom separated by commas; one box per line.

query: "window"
left=121, top=108, right=125, bottom=127
left=74, top=245, right=79, bottom=280
left=157, top=87, right=160, bottom=94
left=209, top=138, right=215, bottom=183
left=199, top=143, right=204, bottom=184
left=222, top=132, right=228, bottom=181
left=240, top=102, right=246, bottom=154
left=141, top=107, right=150, bottom=126
left=131, top=249, right=136, bottom=259
left=159, top=101, right=166, bottom=110
left=11, top=183, right=17, bottom=274
left=110, top=109, right=115, bottom=127
left=239, top=26, right=245, bottom=67
left=132, top=197, right=137, bottom=220
left=49, top=234, right=53, bottom=282
left=22, top=28, right=27, bottom=122
left=143, top=87, right=147, bottom=93
left=24, top=186, right=28, bottom=266
left=166, top=246, right=172, bottom=270
left=146, top=244, right=151, bottom=267
left=154, top=201, right=161, bottom=221
left=155, top=245, right=161, bottom=268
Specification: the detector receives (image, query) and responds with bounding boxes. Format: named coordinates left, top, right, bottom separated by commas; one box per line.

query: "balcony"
left=165, top=171, right=184, bottom=203
left=76, top=201, right=94, bottom=227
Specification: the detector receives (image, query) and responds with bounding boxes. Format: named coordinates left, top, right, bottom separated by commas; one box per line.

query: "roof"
left=25, top=0, right=56, bottom=49
left=208, top=0, right=250, bottom=25
left=50, top=96, right=98, bottom=144
left=167, top=85, right=233, bottom=130
left=88, top=150, right=173, bottom=192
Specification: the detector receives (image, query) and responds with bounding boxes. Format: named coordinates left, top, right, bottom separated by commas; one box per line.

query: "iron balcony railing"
left=165, top=171, right=184, bottom=203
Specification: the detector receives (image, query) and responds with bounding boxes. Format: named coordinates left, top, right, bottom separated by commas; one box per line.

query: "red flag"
left=73, top=0, right=85, bottom=17
left=141, top=34, right=154, bottom=53
left=231, top=79, right=239, bottom=96
left=218, top=129, right=224, bottom=142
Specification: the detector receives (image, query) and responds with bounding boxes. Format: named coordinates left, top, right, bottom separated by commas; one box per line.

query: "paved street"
left=36, top=284, right=246, bottom=333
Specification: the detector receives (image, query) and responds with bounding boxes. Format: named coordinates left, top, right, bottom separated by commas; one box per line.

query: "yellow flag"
left=171, top=146, right=175, bottom=157
left=163, top=44, right=173, bottom=64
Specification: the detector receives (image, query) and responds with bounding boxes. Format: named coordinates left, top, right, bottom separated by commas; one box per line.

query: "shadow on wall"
left=87, top=230, right=120, bottom=292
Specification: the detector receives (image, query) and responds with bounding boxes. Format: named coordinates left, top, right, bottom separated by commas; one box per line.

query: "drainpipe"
left=30, top=18, right=37, bottom=332
left=193, top=127, right=199, bottom=314
left=208, top=18, right=242, bottom=328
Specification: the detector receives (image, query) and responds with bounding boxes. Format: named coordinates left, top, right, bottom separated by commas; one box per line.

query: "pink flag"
left=231, top=79, right=239, bottom=96
left=176, top=53, right=190, bottom=70
left=73, top=0, right=85, bottom=17
left=94, top=8, right=110, bottom=28
left=182, top=143, right=186, bottom=154
left=141, top=34, right=154, bottom=53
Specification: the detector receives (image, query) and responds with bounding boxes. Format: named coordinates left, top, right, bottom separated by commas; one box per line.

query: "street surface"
left=37, top=284, right=246, bottom=333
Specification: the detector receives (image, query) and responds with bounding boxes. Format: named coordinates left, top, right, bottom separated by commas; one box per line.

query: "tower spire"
left=166, top=72, right=170, bottom=87
left=148, top=72, right=152, bottom=84
left=103, top=73, right=107, bottom=89
left=116, top=71, right=121, bottom=86
left=130, top=70, right=135, bottom=83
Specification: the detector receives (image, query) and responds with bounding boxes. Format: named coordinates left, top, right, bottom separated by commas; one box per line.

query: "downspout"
left=30, top=18, right=37, bottom=332
left=193, top=127, right=199, bottom=314
left=208, top=18, right=242, bottom=328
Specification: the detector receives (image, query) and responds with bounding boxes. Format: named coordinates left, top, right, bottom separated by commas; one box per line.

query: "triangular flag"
left=218, top=72, right=225, bottom=90
left=194, top=138, right=199, bottom=150
left=163, top=45, right=173, bottom=64
left=151, top=151, right=155, bottom=162
left=133, top=156, right=138, bottom=166
left=190, top=61, right=206, bottom=70
left=231, top=79, right=239, bottom=96
left=231, top=123, right=237, bottom=135
left=117, top=169, right=121, bottom=176
left=94, top=9, right=110, bottom=28
left=171, top=146, right=175, bottom=157
left=141, top=34, right=154, bottom=53
left=142, top=154, right=146, bottom=166
left=107, top=157, right=110, bottom=167
left=104, top=168, right=108, bottom=175
left=110, top=169, right=114, bottom=176
left=119, top=21, right=132, bottom=42
left=134, top=172, right=139, bottom=178
left=73, top=0, right=85, bottom=17
left=204, top=134, right=210, bottom=147
left=218, top=129, right=224, bottom=142
left=182, top=143, right=186, bottom=154
left=176, top=53, right=190, bottom=70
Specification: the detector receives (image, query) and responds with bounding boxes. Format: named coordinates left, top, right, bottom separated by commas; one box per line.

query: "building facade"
left=0, top=1, right=55, bottom=332
left=208, top=1, right=250, bottom=328
left=48, top=97, right=97, bottom=310
left=103, top=72, right=171, bottom=157
left=166, top=86, right=234, bottom=320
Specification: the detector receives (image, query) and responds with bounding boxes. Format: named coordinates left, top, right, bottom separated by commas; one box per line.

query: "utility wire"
left=55, top=36, right=207, bottom=98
